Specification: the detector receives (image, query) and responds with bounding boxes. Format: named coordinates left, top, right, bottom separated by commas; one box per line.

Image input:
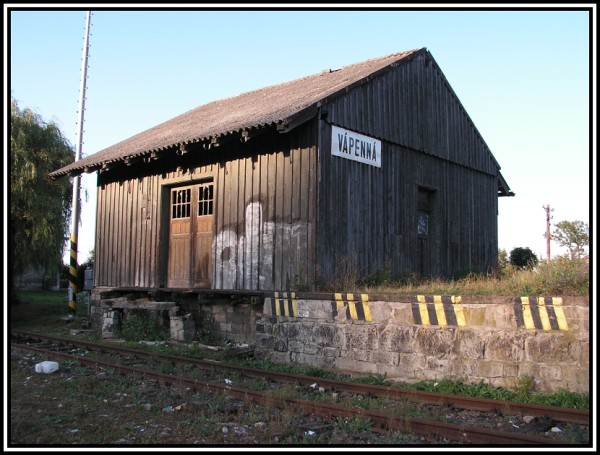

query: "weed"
left=514, top=375, right=536, bottom=399
left=352, top=373, right=390, bottom=386
left=158, top=361, right=175, bottom=375
left=118, top=312, right=169, bottom=342
left=333, top=415, right=373, bottom=433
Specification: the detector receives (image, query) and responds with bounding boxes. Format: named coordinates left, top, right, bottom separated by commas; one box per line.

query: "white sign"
left=331, top=125, right=381, bottom=168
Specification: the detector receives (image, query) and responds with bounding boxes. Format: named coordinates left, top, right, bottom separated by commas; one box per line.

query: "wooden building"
left=50, top=48, right=514, bottom=293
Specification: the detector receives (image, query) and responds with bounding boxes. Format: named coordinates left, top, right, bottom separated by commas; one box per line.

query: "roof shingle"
left=49, top=48, right=424, bottom=178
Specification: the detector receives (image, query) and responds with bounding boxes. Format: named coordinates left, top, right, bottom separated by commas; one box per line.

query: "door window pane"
left=171, top=188, right=191, bottom=219
left=198, top=183, right=214, bottom=216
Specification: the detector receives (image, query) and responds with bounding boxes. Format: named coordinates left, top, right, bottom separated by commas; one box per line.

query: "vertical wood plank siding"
left=318, top=53, right=499, bottom=279
left=94, top=126, right=317, bottom=290
left=96, top=173, right=162, bottom=288
left=211, top=129, right=317, bottom=290
left=93, top=52, right=502, bottom=289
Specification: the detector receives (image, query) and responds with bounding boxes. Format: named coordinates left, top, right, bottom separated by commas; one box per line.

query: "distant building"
left=50, top=47, right=513, bottom=293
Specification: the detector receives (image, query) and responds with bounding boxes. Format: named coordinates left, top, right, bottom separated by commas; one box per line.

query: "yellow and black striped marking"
left=332, top=293, right=372, bottom=322
left=514, top=297, right=569, bottom=331
left=411, top=295, right=465, bottom=327
left=271, top=292, right=298, bottom=317
left=68, top=233, right=78, bottom=314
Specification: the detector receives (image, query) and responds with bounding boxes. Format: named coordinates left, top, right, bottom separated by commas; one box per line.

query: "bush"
left=118, top=312, right=169, bottom=342
left=509, top=247, right=538, bottom=270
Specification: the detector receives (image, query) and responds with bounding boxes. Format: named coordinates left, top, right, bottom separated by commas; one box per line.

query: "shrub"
left=118, top=312, right=169, bottom=342
left=509, top=247, right=538, bottom=270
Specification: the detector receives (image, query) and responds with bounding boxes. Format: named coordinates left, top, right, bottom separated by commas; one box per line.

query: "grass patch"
left=337, top=257, right=590, bottom=296
left=10, top=289, right=86, bottom=334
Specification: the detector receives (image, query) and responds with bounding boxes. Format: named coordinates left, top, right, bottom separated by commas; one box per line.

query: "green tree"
left=11, top=97, right=75, bottom=301
left=498, top=248, right=509, bottom=270
left=552, top=220, right=589, bottom=260
left=509, top=247, right=538, bottom=270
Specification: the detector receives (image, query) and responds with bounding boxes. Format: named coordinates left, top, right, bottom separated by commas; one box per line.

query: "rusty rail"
left=11, top=342, right=570, bottom=445
left=11, top=330, right=589, bottom=427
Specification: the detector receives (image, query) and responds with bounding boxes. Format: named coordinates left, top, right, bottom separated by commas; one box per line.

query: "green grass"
left=10, top=289, right=86, bottom=334
left=316, top=257, right=590, bottom=296
left=401, top=378, right=589, bottom=409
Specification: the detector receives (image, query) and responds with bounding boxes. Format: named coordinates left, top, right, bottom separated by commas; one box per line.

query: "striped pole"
left=68, top=11, right=92, bottom=316
left=68, top=233, right=78, bottom=314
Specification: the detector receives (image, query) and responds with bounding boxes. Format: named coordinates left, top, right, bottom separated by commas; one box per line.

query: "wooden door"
left=167, top=182, right=214, bottom=288
left=416, top=186, right=435, bottom=278
left=192, top=183, right=214, bottom=288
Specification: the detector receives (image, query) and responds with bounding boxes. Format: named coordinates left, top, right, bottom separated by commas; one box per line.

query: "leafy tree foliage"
left=552, top=220, right=589, bottom=260
left=498, top=248, right=509, bottom=270
left=509, top=247, right=538, bottom=270
left=11, top=97, right=75, bottom=298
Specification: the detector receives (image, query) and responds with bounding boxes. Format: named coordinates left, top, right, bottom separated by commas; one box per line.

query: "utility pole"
left=68, top=11, right=92, bottom=317
left=543, top=204, right=553, bottom=263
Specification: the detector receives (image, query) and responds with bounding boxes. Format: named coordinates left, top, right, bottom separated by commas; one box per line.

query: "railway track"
left=11, top=330, right=590, bottom=445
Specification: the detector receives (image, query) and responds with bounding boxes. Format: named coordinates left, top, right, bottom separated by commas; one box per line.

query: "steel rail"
left=11, top=330, right=589, bottom=426
left=11, top=342, right=570, bottom=446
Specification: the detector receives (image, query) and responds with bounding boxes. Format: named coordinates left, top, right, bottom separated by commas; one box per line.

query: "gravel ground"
left=9, top=345, right=590, bottom=449
left=10, top=348, right=435, bottom=447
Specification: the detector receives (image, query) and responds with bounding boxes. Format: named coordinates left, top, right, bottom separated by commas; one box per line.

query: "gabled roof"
left=49, top=48, right=425, bottom=178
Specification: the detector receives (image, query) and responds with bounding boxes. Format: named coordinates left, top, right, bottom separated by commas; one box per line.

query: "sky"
left=5, top=4, right=595, bottom=267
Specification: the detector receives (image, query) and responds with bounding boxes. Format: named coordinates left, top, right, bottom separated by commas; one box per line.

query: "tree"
left=498, top=248, right=509, bottom=270
left=10, top=97, right=75, bottom=300
left=552, top=220, right=589, bottom=260
left=509, top=247, right=538, bottom=270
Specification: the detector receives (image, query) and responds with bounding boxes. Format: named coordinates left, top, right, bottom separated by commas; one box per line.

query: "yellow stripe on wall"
left=521, top=297, right=535, bottom=329
left=361, top=294, right=372, bottom=322
left=433, top=295, right=448, bottom=327
left=282, top=292, right=290, bottom=316
left=537, top=297, right=552, bottom=331
left=274, top=292, right=281, bottom=316
left=452, top=296, right=466, bottom=327
left=552, top=297, right=569, bottom=331
left=346, top=294, right=358, bottom=320
left=335, top=293, right=344, bottom=312
left=291, top=293, right=298, bottom=318
left=417, top=295, right=430, bottom=325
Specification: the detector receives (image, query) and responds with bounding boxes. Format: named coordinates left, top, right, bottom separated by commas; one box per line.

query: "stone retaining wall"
left=89, top=289, right=589, bottom=394
left=254, top=294, right=589, bottom=394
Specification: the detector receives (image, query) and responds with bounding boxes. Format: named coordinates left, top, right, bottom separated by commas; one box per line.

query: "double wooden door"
left=167, top=182, right=214, bottom=288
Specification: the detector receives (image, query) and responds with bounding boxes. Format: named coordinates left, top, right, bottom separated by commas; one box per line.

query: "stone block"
left=368, top=349, right=395, bottom=366
left=476, top=360, right=504, bottom=378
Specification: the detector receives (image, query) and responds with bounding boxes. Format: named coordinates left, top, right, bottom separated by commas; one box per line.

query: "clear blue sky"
left=6, top=5, right=594, bottom=265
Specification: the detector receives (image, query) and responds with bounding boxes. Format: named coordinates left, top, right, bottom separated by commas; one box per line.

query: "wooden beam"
left=240, top=128, right=264, bottom=143
left=277, top=106, right=318, bottom=133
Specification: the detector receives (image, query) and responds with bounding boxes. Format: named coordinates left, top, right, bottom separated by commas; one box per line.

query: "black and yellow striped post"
left=68, top=233, right=78, bottom=315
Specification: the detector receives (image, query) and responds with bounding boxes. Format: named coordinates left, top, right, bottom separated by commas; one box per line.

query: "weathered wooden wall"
left=210, top=128, right=317, bottom=290
left=316, top=52, right=499, bottom=280
left=94, top=126, right=317, bottom=290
